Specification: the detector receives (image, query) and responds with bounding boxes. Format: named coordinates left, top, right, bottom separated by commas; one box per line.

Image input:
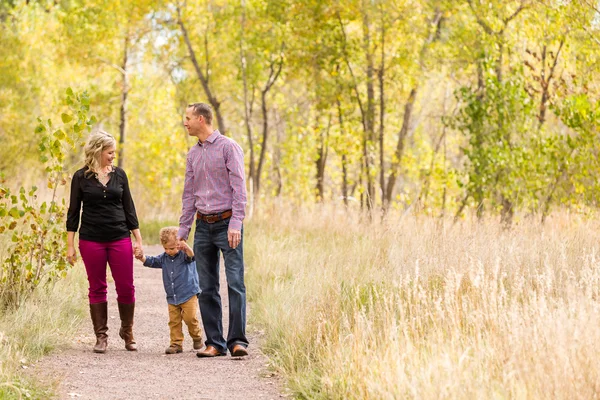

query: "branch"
left=467, top=0, right=495, bottom=35
left=336, top=11, right=367, bottom=131
left=581, top=0, right=600, bottom=15
left=546, top=37, right=566, bottom=87
left=94, top=56, right=126, bottom=75
left=265, top=56, right=284, bottom=93
left=502, top=1, right=529, bottom=26
left=176, top=5, right=217, bottom=105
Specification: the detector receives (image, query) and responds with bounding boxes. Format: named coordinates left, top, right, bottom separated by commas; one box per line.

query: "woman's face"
left=100, top=145, right=116, bottom=168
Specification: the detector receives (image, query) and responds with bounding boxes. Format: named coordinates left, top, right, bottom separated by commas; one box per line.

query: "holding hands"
left=177, top=239, right=194, bottom=258
left=134, top=245, right=145, bottom=262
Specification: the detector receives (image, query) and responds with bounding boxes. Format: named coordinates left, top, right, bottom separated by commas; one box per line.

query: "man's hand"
left=228, top=229, right=241, bottom=249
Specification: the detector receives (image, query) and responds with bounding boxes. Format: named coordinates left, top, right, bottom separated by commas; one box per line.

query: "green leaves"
left=0, top=87, right=95, bottom=309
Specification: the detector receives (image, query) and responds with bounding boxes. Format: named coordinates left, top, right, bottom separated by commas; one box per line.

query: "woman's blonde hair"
left=83, top=131, right=116, bottom=177
left=159, top=227, right=179, bottom=245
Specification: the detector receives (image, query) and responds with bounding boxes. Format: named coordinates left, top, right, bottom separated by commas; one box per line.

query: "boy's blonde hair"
left=159, top=226, right=179, bottom=245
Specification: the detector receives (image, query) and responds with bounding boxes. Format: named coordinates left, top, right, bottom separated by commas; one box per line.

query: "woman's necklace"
left=95, top=167, right=112, bottom=185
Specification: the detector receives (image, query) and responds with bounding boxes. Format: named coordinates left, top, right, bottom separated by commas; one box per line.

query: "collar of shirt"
left=198, top=129, right=221, bottom=146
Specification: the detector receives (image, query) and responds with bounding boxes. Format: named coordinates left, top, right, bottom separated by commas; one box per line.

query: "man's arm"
left=178, top=152, right=196, bottom=241
left=225, top=141, right=247, bottom=232
left=225, top=141, right=247, bottom=249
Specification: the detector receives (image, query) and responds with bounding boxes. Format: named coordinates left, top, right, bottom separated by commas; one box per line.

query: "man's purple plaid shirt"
left=178, top=130, right=247, bottom=240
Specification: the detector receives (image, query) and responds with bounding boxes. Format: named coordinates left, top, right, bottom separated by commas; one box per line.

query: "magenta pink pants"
left=79, top=238, right=135, bottom=304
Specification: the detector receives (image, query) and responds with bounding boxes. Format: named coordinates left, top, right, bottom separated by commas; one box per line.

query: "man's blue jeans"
left=193, top=217, right=248, bottom=353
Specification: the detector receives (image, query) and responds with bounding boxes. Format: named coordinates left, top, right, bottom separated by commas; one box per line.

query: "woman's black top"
left=66, top=166, right=139, bottom=242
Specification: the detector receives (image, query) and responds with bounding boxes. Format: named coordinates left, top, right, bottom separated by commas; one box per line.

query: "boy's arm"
left=181, top=241, right=194, bottom=258
left=142, top=254, right=164, bottom=269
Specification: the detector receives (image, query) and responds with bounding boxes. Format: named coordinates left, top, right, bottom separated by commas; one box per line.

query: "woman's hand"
left=67, top=246, right=77, bottom=265
left=131, top=228, right=143, bottom=257
left=134, top=246, right=144, bottom=261
left=132, top=241, right=142, bottom=256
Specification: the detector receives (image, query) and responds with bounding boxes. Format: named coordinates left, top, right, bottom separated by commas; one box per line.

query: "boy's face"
left=163, top=240, right=179, bottom=257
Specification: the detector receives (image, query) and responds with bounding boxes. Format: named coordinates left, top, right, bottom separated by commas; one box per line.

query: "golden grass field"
left=2, top=205, right=600, bottom=399
left=245, top=205, right=600, bottom=399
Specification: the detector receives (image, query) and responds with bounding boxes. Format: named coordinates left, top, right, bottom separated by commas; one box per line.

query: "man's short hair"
left=187, top=103, right=213, bottom=125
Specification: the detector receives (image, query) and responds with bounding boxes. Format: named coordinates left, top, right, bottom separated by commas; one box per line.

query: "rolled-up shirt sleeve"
left=66, top=172, right=82, bottom=232
left=225, top=141, right=247, bottom=231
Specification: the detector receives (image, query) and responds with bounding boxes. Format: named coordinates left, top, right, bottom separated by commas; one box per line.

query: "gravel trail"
left=33, top=245, right=284, bottom=400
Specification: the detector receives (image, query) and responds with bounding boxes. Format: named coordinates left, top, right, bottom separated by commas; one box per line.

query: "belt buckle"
left=206, top=214, right=218, bottom=223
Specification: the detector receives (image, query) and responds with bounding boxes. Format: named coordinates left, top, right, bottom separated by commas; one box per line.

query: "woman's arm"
left=119, top=168, right=142, bottom=251
left=66, top=172, right=82, bottom=266
left=120, top=168, right=140, bottom=233
left=131, top=228, right=143, bottom=250
left=67, top=231, right=77, bottom=265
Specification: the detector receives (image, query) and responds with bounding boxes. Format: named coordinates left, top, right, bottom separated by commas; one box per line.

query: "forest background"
left=2, top=0, right=600, bottom=398
left=2, top=0, right=599, bottom=222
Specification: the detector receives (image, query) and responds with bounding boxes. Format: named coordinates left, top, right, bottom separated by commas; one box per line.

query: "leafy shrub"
left=0, top=88, right=95, bottom=309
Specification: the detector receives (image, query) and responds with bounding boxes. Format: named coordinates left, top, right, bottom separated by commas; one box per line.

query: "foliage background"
left=1, top=0, right=598, bottom=222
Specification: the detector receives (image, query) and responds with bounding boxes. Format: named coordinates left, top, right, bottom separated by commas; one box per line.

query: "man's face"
left=184, top=107, right=203, bottom=136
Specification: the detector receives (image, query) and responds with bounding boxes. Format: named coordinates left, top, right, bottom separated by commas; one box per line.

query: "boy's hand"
left=179, top=239, right=194, bottom=257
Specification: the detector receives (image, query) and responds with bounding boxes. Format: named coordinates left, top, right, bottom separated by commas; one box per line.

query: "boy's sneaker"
left=165, top=344, right=183, bottom=354
left=193, top=339, right=204, bottom=350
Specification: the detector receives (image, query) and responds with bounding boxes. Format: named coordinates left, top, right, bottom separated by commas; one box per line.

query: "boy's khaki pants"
left=168, top=296, right=202, bottom=347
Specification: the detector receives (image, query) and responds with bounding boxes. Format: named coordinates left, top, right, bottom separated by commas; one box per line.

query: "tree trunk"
left=362, top=3, right=376, bottom=209
left=117, top=36, right=129, bottom=169
left=255, top=57, right=283, bottom=199
left=384, top=88, right=416, bottom=210
left=378, top=8, right=386, bottom=209
left=337, top=98, right=349, bottom=206
left=239, top=0, right=255, bottom=212
left=315, top=114, right=331, bottom=201
left=177, top=6, right=227, bottom=135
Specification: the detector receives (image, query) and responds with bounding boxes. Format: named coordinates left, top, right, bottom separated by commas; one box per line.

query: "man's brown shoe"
left=193, top=339, right=204, bottom=350
left=231, top=344, right=248, bottom=357
left=165, top=345, right=183, bottom=354
left=196, top=345, right=226, bottom=358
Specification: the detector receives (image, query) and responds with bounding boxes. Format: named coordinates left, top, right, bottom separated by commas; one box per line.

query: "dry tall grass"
left=0, top=264, right=87, bottom=399
left=245, top=205, right=600, bottom=399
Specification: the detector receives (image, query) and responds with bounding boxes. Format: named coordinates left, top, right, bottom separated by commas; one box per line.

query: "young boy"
left=134, top=227, right=203, bottom=354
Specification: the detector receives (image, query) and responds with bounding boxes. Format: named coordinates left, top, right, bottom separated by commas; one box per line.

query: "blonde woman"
left=66, top=131, right=142, bottom=354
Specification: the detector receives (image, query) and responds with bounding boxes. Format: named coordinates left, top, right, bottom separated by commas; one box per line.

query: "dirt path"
left=33, top=245, right=284, bottom=400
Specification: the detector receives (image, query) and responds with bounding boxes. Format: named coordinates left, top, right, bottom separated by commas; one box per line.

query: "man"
left=177, top=102, right=249, bottom=358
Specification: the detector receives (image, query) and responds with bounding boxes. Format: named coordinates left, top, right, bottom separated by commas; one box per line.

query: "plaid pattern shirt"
left=178, top=130, right=247, bottom=240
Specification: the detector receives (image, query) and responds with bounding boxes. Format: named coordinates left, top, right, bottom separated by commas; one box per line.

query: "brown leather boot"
left=89, top=302, right=108, bottom=354
left=117, top=302, right=137, bottom=351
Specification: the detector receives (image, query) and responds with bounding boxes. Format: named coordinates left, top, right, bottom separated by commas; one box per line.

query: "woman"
left=66, top=131, right=142, bottom=353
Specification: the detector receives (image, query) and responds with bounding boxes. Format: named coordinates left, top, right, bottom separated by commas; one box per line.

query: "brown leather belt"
left=196, top=210, right=232, bottom=223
